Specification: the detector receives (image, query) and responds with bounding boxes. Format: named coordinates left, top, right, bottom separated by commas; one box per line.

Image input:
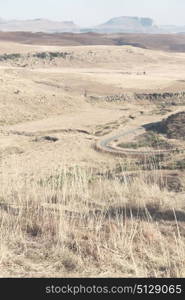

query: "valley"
left=0, top=38, right=185, bottom=278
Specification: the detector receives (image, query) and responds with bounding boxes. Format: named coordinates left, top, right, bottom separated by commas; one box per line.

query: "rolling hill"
left=0, top=31, right=185, bottom=52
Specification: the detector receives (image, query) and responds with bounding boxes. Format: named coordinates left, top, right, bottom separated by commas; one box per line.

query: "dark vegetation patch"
left=118, top=132, right=172, bottom=150
left=0, top=51, right=72, bottom=62
left=166, top=158, right=185, bottom=170
left=26, top=223, right=42, bottom=237
left=34, top=136, right=59, bottom=142
left=0, top=53, right=21, bottom=61
left=43, top=136, right=58, bottom=142
left=162, top=175, right=183, bottom=192
left=159, top=112, right=185, bottom=140
left=33, top=51, right=72, bottom=60
left=135, top=91, right=185, bottom=105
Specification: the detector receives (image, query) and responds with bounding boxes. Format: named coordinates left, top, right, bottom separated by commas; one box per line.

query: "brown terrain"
left=0, top=31, right=185, bottom=51
left=0, top=32, right=185, bottom=278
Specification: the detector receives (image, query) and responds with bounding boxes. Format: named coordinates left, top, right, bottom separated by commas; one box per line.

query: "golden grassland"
left=0, top=160, right=185, bottom=278
left=0, top=42, right=185, bottom=278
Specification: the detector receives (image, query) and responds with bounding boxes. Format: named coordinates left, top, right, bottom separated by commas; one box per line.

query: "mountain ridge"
left=0, top=18, right=80, bottom=33
left=0, top=16, right=184, bottom=34
left=94, top=16, right=159, bottom=33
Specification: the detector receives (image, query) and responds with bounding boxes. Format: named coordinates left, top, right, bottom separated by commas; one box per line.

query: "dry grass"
left=0, top=43, right=185, bottom=278
left=0, top=163, right=185, bottom=278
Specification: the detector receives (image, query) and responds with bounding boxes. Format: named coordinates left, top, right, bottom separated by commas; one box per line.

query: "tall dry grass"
left=0, top=160, right=185, bottom=278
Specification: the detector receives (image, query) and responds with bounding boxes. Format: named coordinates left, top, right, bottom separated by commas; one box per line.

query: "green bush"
left=33, top=52, right=71, bottom=60
left=0, top=53, right=21, bottom=61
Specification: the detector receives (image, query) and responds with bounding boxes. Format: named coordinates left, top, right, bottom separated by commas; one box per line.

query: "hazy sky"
left=0, top=0, right=185, bottom=26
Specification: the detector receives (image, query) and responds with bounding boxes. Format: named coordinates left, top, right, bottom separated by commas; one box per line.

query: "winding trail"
left=95, top=115, right=185, bottom=191
left=95, top=123, right=175, bottom=157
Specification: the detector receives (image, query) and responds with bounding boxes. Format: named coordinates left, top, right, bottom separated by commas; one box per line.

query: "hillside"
left=160, top=112, right=185, bottom=140
left=0, top=37, right=185, bottom=278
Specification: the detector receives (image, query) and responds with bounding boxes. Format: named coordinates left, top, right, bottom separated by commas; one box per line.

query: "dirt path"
left=95, top=124, right=174, bottom=156
left=94, top=110, right=185, bottom=191
left=95, top=110, right=184, bottom=157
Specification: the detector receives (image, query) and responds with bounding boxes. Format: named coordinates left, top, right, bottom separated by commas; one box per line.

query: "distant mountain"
left=0, top=16, right=184, bottom=34
left=0, top=18, right=80, bottom=33
left=102, top=16, right=154, bottom=27
left=90, top=16, right=161, bottom=33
